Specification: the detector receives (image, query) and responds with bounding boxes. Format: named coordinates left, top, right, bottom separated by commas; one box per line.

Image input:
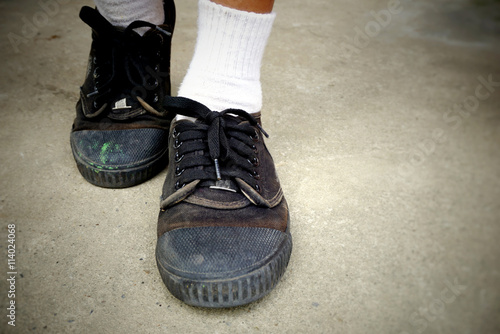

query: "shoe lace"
left=164, top=96, right=269, bottom=191
left=80, top=6, right=171, bottom=116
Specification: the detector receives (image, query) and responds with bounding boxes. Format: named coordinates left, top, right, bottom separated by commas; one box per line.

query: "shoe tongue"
left=110, top=97, right=136, bottom=113
left=200, top=179, right=239, bottom=193
left=185, top=178, right=249, bottom=206
left=108, top=96, right=146, bottom=120
left=186, top=178, right=272, bottom=209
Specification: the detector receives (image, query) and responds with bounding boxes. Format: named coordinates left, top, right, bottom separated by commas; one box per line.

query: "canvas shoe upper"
left=70, top=3, right=175, bottom=188
left=156, top=96, right=292, bottom=308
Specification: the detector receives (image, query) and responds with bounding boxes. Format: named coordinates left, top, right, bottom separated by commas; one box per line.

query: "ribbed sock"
left=93, top=0, right=164, bottom=35
left=178, top=0, right=276, bottom=114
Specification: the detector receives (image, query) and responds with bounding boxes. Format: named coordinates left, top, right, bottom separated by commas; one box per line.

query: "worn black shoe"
left=156, top=96, right=292, bottom=308
left=70, top=3, right=175, bottom=188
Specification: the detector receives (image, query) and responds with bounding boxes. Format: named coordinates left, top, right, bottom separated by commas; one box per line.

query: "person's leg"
left=156, top=0, right=292, bottom=308
left=211, top=0, right=274, bottom=13
left=177, top=0, right=276, bottom=114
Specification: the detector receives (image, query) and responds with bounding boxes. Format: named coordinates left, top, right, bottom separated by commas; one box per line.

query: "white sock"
left=93, top=0, right=164, bottom=35
left=178, top=0, right=276, bottom=115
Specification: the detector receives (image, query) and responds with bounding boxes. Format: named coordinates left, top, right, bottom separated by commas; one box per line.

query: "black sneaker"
left=70, top=3, right=175, bottom=188
left=156, top=96, right=292, bottom=308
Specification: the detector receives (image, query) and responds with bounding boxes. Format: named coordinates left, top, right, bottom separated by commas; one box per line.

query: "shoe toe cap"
left=156, top=226, right=290, bottom=279
left=71, top=128, right=168, bottom=168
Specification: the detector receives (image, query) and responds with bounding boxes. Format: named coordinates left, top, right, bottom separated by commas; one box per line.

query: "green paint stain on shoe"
left=100, top=142, right=111, bottom=164
left=99, top=142, right=123, bottom=165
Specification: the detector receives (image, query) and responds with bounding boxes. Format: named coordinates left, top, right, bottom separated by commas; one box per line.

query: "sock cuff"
left=200, top=0, right=276, bottom=23
left=94, top=0, right=165, bottom=33
left=178, top=0, right=276, bottom=113
left=179, top=72, right=263, bottom=112
left=192, top=0, right=276, bottom=80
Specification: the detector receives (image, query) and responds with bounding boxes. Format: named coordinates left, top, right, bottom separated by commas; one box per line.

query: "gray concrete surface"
left=1, top=0, right=499, bottom=333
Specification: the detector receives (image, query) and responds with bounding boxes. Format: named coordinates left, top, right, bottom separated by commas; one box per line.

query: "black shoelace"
left=80, top=6, right=171, bottom=111
left=164, top=96, right=269, bottom=192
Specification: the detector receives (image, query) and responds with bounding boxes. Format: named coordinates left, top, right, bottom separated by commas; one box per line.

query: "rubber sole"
left=71, top=140, right=168, bottom=188
left=156, top=231, right=292, bottom=308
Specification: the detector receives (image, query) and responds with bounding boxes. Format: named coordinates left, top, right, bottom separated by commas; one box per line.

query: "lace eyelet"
left=248, top=157, right=260, bottom=167
left=175, top=181, right=186, bottom=189
left=93, top=68, right=100, bottom=79
left=93, top=101, right=99, bottom=109
left=156, top=33, right=165, bottom=46
left=251, top=144, right=258, bottom=154
left=175, top=167, right=185, bottom=176
left=153, top=94, right=159, bottom=103
left=174, top=152, right=184, bottom=163
left=250, top=170, right=260, bottom=180
left=254, top=184, right=261, bottom=192
left=154, top=65, right=159, bottom=72
left=147, top=78, right=159, bottom=89
left=250, top=130, right=259, bottom=142
left=173, top=139, right=183, bottom=149
left=93, top=56, right=97, bottom=65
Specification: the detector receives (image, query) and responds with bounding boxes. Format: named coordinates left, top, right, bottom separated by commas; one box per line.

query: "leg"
left=211, top=0, right=275, bottom=13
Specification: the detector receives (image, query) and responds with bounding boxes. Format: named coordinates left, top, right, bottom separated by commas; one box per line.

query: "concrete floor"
left=1, top=0, right=499, bottom=333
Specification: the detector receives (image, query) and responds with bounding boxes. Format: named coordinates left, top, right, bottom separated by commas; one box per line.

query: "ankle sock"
left=93, top=0, right=164, bottom=35
left=178, top=0, right=276, bottom=114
